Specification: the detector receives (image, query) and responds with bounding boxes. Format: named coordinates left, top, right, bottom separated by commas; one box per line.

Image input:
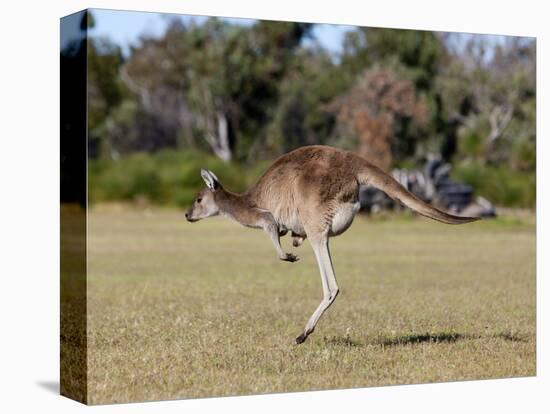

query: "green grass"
left=86, top=209, right=536, bottom=404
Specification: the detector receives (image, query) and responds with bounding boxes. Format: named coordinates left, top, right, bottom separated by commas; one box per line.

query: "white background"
left=0, top=0, right=546, bottom=412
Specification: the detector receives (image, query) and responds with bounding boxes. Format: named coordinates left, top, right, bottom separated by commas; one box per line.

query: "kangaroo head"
left=185, top=169, right=221, bottom=222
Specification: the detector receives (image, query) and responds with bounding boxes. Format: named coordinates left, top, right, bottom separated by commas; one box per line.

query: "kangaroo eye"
left=197, top=198, right=202, bottom=203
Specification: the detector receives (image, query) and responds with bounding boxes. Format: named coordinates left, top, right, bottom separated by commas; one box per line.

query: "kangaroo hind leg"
left=295, top=233, right=339, bottom=344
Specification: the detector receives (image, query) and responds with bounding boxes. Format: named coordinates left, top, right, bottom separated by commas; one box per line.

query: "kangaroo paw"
left=281, top=253, right=299, bottom=262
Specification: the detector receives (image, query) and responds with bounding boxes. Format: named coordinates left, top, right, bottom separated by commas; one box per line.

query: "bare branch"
left=119, top=66, right=152, bottom=111
left=487, top=104, right=514, bottom=143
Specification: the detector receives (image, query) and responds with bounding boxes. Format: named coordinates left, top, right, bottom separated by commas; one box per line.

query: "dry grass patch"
left=86, top=209, right=536, bottom=404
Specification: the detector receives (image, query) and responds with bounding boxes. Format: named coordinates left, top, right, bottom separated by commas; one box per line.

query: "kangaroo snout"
left=185, top=216, right=198, bottom=223
left=185, top=211, right=198, bottom=222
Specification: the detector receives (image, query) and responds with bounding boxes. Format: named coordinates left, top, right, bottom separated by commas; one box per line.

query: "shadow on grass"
left=322, top=332, right=465, bottom=348
left=323, top=336, right=364, bottom=347
left=322, top=330, right=530, bottom=348
left=379, top=332, right=466, bottom=347
left=494, top=332, right=530, bottom=342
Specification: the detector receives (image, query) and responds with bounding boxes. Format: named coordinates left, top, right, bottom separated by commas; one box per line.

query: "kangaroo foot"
left=295, top=332, right=310, bottom=344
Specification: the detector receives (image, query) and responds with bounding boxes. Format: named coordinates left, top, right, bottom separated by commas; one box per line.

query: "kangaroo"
left=185, top=145, right=479, bottom=344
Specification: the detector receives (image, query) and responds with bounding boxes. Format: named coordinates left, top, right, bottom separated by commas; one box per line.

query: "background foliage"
left=81, top=12, right=536, bottom=207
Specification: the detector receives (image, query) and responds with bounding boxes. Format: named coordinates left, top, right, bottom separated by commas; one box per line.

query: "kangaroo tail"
left=356, top=162, right=480, bottom=225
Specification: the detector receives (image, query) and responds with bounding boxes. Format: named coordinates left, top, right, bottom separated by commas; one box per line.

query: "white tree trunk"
left=204, top=111, right=231, bottom=162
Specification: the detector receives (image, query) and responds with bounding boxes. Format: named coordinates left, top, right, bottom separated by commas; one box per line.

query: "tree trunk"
left=204, top=111, right=232, bottom=162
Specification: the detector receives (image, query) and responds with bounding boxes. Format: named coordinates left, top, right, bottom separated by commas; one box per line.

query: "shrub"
left=452, top=162, right=535, bottom=208
left=88, top=150, right=265, bottom=207
left=89, top=150, right=535, bottom=209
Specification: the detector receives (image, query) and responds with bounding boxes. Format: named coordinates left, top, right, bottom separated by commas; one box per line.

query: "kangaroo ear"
left=200, top=168, right=220, bottom=191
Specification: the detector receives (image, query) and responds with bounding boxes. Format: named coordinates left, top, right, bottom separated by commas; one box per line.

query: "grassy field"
left=86, top=207, right=536, bottom=404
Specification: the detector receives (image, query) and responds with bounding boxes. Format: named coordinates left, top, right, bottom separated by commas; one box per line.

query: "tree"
left=341, top=27, right=445, bottom=91
left=119, top=18, right=311, bottom=161
left=260, top=48, right=343, bottom=158
left=87, top=36, right=127, bottom=158
left=435, top=36, right=536, bottom=169
left=337, top=27, right=447, bottom=165
left=329, top=68, right=427, bottom=171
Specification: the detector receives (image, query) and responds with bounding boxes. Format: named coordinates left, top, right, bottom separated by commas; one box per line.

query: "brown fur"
left=186, top=145, right=479, bottom=344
